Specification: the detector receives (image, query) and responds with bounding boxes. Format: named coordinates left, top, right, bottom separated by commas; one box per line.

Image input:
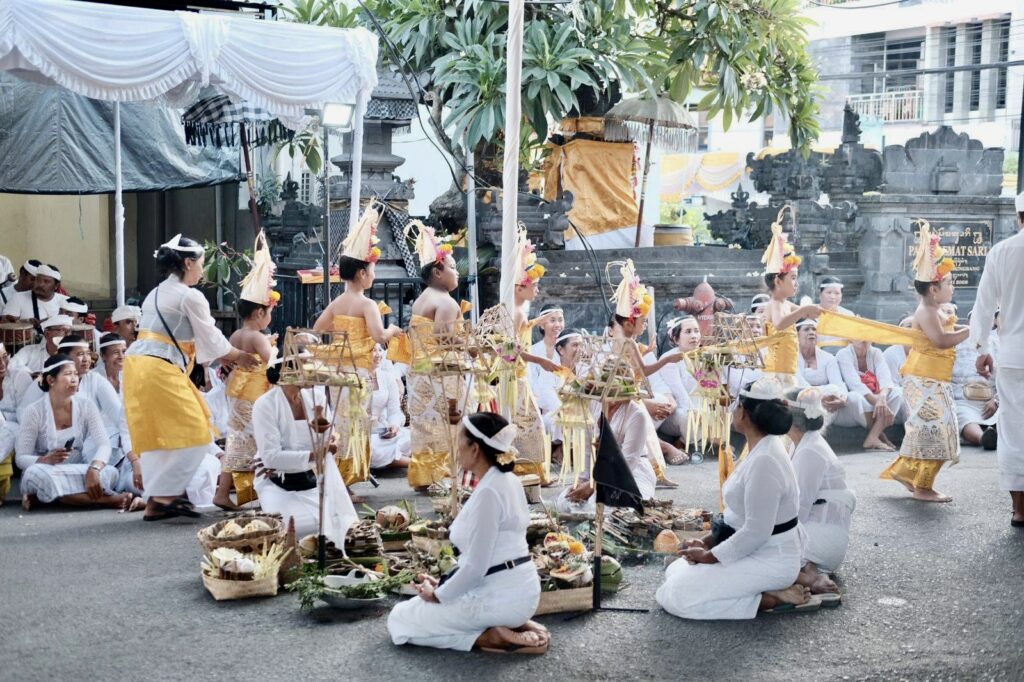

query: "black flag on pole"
left=594, top=416, right=644, bottom=514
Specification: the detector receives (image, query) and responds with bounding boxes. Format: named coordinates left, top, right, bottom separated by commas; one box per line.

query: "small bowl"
left=319, top=571, right=384, bottom=609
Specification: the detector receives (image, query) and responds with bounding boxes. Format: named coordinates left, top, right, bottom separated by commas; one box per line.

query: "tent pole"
left=114, top=102, right=125, bottom=308
left=498, top=0, right=525, bottom=313
left=349, top=91, right=367, bottom=235
left=633, top=121, right=654, bottom=249
left=322, top=123, right=331, bottom=311
left=239, top=125, right=262, bottom=233
left=465, top=140, right=479, bottom=323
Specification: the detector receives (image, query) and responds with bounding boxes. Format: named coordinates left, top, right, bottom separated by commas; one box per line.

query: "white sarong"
left=802, top=487, right=857, bottom=573
left=996, top=367, right=1024, bottom=491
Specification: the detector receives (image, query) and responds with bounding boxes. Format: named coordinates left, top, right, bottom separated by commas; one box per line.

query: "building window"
left=996, top=16, right=1010, bottom=110
left=942, top=26, right=956, bottom=114
left=300, top=171, right=313, bottom=204
left=967, top=23, right=982, bottom=112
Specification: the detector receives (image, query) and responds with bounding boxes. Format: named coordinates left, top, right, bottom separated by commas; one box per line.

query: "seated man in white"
left=2, top=263, right=67, bottom=325
left=836, top=339, right=904, bottom=451
left=11, top=314, right=72, bottom=374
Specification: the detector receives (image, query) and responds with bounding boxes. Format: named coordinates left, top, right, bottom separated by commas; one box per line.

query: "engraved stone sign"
left=906, top=219, right=992, bottom=288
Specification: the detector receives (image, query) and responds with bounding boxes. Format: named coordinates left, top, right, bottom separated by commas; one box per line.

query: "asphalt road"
left=2, top=446, right=1022, bottom=681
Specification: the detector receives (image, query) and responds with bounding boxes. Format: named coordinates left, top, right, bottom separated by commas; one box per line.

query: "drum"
left=0, top=322, right=35, bottom=353
left=72, top=324, right=96, bottom=346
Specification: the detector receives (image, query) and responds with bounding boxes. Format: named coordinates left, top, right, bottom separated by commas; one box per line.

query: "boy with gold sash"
left=817, top=220, right=968, bottom=502
left=313, top=202, right=402, bottom=498
left=215, top=231, right=279, bottom=509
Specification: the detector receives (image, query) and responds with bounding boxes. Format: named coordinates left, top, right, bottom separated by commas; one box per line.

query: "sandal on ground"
left=1011, top=517, right=1024, bottom=528
left=763, top=595, right=822, bottom=614
left=143, top=498, right=201, bottom=522
left=816, top=593, right=842, bottom=608
left=480, top=641, right=549, bottom=655
left=665, top=451, right=688, bottom=466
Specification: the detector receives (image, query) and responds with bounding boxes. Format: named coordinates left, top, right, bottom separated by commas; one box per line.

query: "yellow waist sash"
left=124, top=330, right=215, bottom=453
left=816, top=310, right=954, bottom=383
left=226, top=354, right=270, bottom=402
left=762, top=323, right=798, bottom=375
left=332, top=315, right=375, bottom=370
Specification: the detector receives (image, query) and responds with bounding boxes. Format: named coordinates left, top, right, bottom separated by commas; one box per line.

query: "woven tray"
left=197, top=514, right=285, bottom=555
left=535, top=587, right=593, bottom=616
left=202, top=573, right=279, bottom=601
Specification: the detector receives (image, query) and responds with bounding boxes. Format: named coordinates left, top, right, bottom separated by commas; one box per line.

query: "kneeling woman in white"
left=17, top=354, right=137, bottom=511
left=388, top=412, right=549, bottom=654
left=368, top=345, right=410, bottom=469
left=252, top=361, right=353, bottom=538
left=656, top=378, right=813, bottom=619
left=786, top=387, right=855, bottom=595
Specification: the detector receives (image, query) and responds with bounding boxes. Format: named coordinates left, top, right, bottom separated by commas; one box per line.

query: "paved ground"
left=2, top=446, right=1022, bottom=681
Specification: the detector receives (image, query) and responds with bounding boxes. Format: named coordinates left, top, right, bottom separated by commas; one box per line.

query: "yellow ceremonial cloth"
left=231, top=471, right=257, bottom=505
left=762, top=322, right=798, bottom=376
left=0, top=450, right=12, bottom=500
left=337, top=448, right=370, bottom=486
left=332, top=315, right=376, bottom=370
left=880, top=457, right=945, bottom=491
left=226, top=356, right=270, bottom=402
left=816, top=311, right=954, bottom=383
left=387, top=331, right=412, bottom=365
left=123, top=331, right=215, bottom=453
left=513, top=459, right=549, bottom=481
left=409, top=449, right=452, bottom=489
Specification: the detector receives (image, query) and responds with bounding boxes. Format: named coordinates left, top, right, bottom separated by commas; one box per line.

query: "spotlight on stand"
left=322, top=103, right=354, bottom=129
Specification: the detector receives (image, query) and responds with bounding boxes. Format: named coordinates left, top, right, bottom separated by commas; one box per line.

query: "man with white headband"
left=60, top=296, right=89, bottom=324
left=109, top=305, right=141, bottom=346
left=1, top=259, right=41, bottom=307
left=10, top=314, right=72, bottom=373
left=1, top=262, right=67, bottom=325
left=971, top=191, right=1024, bottom=527
left=528, top=303, right=565, bottom=386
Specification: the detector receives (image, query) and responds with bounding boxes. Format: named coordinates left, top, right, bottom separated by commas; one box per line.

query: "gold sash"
left=332, top=315, right=376, bottom=370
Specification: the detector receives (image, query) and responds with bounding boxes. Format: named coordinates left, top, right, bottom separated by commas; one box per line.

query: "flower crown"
left=517, top=225, right=545, bottom=286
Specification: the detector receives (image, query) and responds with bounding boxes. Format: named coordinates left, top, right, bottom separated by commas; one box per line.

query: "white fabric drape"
left=498, top=0, right=524, bottom=311
left=0, top=0, right=379, bottom=118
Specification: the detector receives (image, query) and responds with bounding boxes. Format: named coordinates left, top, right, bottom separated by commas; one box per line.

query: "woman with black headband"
left=388, top=412, right=548, bottom=655
left=657, top=377, right=821, bottom=618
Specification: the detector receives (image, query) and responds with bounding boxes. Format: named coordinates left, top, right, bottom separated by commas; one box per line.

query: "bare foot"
left=889, top=473, right=916, bottom=493
left=22, top=494, right=36, bottom=511
left=912, top=489, right=952, bottom=503
left=213, top=495, right=240, bottom=512
left=880, top=433, right=897, bottom=449
left=121, top=494, right=146, bottom=513
left=347, top=487, right=365, bottom=504
left=663, top=443, right=688, bottom=466
left=515, top=620, right=550, bottom=645
left=477, top=625, right=545, bottom=652
left=809, top=574, right=839, bottom=594
left=864, top=439, right=895, bottom=452
left=761, top=584, right=811, bottom=611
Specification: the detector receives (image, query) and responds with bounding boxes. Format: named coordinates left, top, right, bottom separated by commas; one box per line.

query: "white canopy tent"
left=0, top=0, right=379, bottom=305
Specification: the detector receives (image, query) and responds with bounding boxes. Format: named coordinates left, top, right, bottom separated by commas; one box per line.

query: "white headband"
left=154, top=234, right=204, bottom=258
left=41, top=315, right=74, bottom=330
left=795, top=319, right=817, bottom=330
left=541, top=308, right=564, bottom=317
left=36, top=264, right=61, bottom=280
left=462, top=416, right=518, bottom=454
left=23, top=261, right=39, bottom=275
left=819, top=282, right=843, bottom=290
left=111, top=305, right=142, bottom=323
left=58, top=340, right=90, bottom=350
left=556, top=331, right=581, bottom=344
left=43, top=359, right=75, bottom=373
left=667, top=316, right=694, bottom=331
left=62, top=300, right=88, bottom=314
left=99, top=338, right=127, bottom=350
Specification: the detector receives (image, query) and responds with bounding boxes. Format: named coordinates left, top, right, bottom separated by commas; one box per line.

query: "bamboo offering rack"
left=277, top=327, right=364, bottom=568
left=470, top=304, right=519, bottom=421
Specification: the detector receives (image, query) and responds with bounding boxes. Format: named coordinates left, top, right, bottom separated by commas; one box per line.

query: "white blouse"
left=370, top=370, right=403, bottom=430
left=651, top=354, right=697, bottom=412
left=252, top=387, right=323, bottom=473
left=15, top=393, right=112, bottom=469
left=798, top=348, right=845, bottom=390
left=712, top=436, right=800, bottom=565
left=435, top=467, right=531, bottom=603
left=608, top=400, right=657, bottom=500
left=791, top=431, right=848, bottom=525
left=127, top=275, right=232, bottom=370
left=1, top=366, right=35, bottom=423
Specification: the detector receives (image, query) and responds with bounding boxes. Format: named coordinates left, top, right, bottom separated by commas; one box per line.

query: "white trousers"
left=656, top=530, right=802, bottom=620
left=996, top=368, right=1024, bottom=492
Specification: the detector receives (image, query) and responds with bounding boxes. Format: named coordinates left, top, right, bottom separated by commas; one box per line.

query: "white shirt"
left=712, top=435, right=800, bottom=565
left=435, top=467, right=531, bottom=603
left=791, top=431, right=848, bottom=525
left=528, top=339, right=557, bottom=386
left=370, top=370, right=404, bottom=430
left=882, top=345, right=906, bottom=386
left=798, top=348, right=845, bottom=390
left=253, top=387, right=322, bottom=474
left=10, top=343, right=51, bottom=373
left=971, top=230, right=1024, bottom=367
left=651, top=354, right=697, bottom=412
left=835, top=345, right=896, bottom=396
left=2, top=290, right=68, bottom=322
left=15, top=393, right=112, bottom=470
left=609, top=400, right=658, bottom=501
left=1, top=366, right=35, bottom=423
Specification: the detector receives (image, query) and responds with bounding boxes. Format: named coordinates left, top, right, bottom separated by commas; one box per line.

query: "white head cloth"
left=462, top=415, right=518, bottom=454
left=41, top=315, right=74, bottom=330
left=111, top=305, right=142, bottom=323
left=155, top=234, right=204, bottom=258
left=36, top=264, right=61, bottom=280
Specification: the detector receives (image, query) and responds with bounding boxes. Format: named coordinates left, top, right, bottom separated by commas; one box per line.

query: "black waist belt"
left=484, top=555, right=532, bottom=576
left=813, top=498, right=827, bottom=506
left=439, top=555, right=532, bottom=586
left=772, top=517, right=798, bottom=534
left=270, top=470, right=317, bottom=492
left=711, top=514, right=798, bottom=545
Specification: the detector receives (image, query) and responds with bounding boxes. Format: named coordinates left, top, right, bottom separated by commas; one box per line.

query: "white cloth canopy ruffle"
left=0, top=0, right=378, bottom=117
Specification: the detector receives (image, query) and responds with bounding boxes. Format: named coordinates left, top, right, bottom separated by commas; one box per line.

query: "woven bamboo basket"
left=202, top=573, right=279, bottom=601
left=197, top=515, right=285, bottom=555
left=535, top=587, right=593, bottom=616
